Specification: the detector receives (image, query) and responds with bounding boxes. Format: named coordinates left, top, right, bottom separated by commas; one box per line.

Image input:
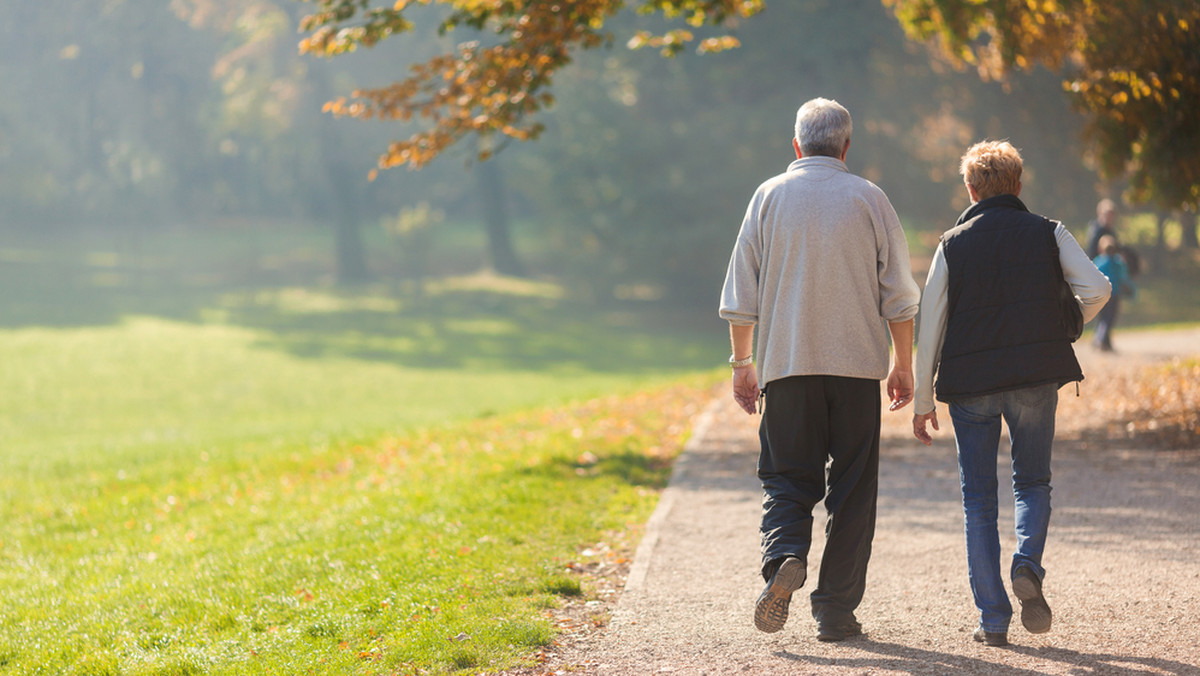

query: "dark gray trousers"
left=758, top=375, right=880, bottom=625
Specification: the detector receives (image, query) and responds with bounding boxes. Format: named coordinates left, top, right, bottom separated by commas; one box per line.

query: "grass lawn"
left=0, top=226, right=725, bottom=674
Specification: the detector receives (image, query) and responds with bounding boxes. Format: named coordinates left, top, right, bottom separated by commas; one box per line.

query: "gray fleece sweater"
left=719, top=156, right=920, bottom=384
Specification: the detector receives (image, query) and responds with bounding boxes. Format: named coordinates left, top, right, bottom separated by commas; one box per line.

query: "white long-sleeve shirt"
left=719, top=156, right=921, bottom=384
left=913, top=222, right=1112, bottom=414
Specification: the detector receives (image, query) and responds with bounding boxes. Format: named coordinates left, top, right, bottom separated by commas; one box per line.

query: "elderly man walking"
left=912, top=140, right=1111, bottom=647
left=720, top=97, right=920, bottom=642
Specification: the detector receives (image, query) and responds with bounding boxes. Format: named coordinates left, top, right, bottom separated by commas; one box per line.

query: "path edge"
left=623, top=395, right=727, bottom=592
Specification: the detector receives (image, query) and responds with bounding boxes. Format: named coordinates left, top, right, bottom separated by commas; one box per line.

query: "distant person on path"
left=911, top=141, right=1111, bottom=647
left=1085, top=198, right=1140, bottom=275
left=1085, top=198, right=1119, bottom=259
left=1092, top=234, right=1136, bottom=351
left=719, top=97, right=921, bottom=642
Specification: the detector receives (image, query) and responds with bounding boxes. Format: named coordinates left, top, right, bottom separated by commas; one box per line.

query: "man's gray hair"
left=795, top=98, right=852, bottom=158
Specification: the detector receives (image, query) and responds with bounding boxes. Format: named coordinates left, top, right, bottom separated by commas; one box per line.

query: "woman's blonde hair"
left=960, top=140, right=1022, bottom=201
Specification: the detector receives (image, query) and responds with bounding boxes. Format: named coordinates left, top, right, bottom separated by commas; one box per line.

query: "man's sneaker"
left=753, top=557, right=806, bottom=633
left=1012, top=566, right=1052, bottom=634
left=816, top=619, right=864, bottom=642
left=973, top=626, right=1009, bottom=647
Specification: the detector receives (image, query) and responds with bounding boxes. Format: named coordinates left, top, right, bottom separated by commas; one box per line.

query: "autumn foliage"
left=298, top=0, right=762, bottom=172
left=883, top=0, right=1200, bottom=211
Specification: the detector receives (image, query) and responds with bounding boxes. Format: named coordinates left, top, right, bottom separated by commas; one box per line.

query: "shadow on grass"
left=516, top=451, right=676, bottom=491
left=0, top=225, right=330, bottom=329
left=0, top=228, right=722, bottom=374
left=218, top=286, right=718, bottom=373
left=0, top=257, right=227, bottom=328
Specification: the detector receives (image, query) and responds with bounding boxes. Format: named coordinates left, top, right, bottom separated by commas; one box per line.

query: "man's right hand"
left=732, top=366, right=760, bottom=415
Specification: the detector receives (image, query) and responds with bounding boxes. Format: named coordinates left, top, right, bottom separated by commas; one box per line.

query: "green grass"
left=0, top=225, right=725, bottom=673
left=0, top=368, right=711, bottom=674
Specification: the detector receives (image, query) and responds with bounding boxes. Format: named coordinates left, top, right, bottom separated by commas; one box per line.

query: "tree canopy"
left=298, top=0, right=1198, bottom=212
left=884, top=0, right=1200, bottom=211
left=297, top=0, right=762, bottom=172
left=4, top=0, right=1122, bottom=297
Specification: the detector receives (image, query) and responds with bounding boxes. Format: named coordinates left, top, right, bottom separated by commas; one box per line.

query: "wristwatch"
left=729, top=355, right=753, bottom=368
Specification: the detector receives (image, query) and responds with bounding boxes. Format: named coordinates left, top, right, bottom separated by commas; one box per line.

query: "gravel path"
left=522, top=327, right=1200, bottom=675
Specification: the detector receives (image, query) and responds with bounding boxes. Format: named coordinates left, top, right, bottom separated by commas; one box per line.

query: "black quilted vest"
left=934, top=194, right=1083, bottom=402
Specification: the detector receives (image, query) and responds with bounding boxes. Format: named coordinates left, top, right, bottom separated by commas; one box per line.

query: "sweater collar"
left=787, top=156, right=848, bottom=173
left=956, top=193, right=1028, bottom=226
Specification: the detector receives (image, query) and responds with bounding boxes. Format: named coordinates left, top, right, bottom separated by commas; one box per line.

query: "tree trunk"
left=324, top=160, right=371, bottom=284
left=1149, top=211, right=1170, bottom=273
left=1182, top=210, right=1199, bottom=249
left=334, top=203, right=370, bottom=284
left=310, top=63, right=370, bottom=285
left=476, top=156, right=525, bottom=277
left=1155, top=211, right=1169, bottom=251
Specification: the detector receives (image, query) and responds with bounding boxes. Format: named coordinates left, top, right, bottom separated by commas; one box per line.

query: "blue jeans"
left=948, top=383, right=1057, bottom=633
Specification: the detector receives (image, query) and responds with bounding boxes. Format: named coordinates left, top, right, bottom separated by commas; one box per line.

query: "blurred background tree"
left=295, top=0, right=765, bottom=169
left=4, top=0, right=1193, bottom=307
left=292, top=0, right=1107, bottom=301
left=885, top=0, right=1200, bottom=214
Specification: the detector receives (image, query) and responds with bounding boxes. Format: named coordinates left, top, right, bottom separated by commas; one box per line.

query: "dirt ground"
left=504, top=327, right=1200, bottom=676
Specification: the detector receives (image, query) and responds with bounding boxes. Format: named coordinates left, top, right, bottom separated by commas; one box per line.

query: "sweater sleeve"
left=719, top=196, right=762, bottom=326
left=876, top=195, right=921, bottom=322
left=1057, top=224, right=1112, bottom=324
left=913, top=244, right=948, bottom=415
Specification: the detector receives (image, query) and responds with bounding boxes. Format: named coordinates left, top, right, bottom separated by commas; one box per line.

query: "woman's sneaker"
left=1012, top=566, right=1052, bottom=634
left=973, top=626, right=1009, bottom=647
